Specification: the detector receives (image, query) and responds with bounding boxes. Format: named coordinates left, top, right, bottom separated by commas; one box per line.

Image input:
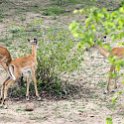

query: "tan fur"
left=0, top=45, right=12, bottom=71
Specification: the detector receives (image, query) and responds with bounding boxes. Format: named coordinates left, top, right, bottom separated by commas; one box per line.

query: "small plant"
left=106, top=117, right=113, bottom=124
left=9, top=25, right=25, bottom=34
left=42, top=6, right=64, bottom=16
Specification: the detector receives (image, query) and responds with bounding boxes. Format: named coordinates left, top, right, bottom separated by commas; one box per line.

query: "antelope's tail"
left=8, top=65, right=16, bottom=80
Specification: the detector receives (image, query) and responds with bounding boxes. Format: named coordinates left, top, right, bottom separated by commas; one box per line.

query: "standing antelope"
left=94, top=37, right=124, bottom=93
left=0, top=45, right=12, bottom=72
left=1, top=38, right=41, bottom=106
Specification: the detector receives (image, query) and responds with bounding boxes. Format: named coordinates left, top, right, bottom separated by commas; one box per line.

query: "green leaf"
left=119, top=7, right=124, bottom=13
left=112, top=95, right=118, bottom=104
left=106, top=117, right=113, bottom=124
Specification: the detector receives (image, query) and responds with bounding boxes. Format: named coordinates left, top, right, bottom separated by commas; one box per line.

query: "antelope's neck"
left=95, top=45, right=110, bottom=58
left=32, top=45, right=37, bottom=61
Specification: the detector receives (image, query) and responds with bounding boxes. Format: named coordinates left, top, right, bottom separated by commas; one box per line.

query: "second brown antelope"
left=0, top=38, right=41, bottom=106
left=0, top=45, right=12, bottom=72
left=94, top=36, right=124, bottom=93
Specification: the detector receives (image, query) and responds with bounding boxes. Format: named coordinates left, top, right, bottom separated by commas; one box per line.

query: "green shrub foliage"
left=37, top=28, right=83, bottom=96
left=70, top=4, right=124, bottom=78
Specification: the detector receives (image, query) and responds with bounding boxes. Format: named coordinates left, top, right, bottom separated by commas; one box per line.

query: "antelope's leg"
left=1, top=62, right=7, bottom=72
left=0, top=77, right=10, bottom=103
left=26, top=75, right=30, bottom=100
left=0, top=85, right=3, bottom=103
left=32, top=69, right=41, bottom=100
left=113, top=68, right=118, bottom=89
left=107, top=65, right=115, bottom=92
left=0, top=56, right=8, bottom=72
left=1, top=77, right=15, bottom=106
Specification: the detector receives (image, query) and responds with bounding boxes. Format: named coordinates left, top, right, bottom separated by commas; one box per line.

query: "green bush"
left=37, top=28, right=83, bottom=97
left=42, top=6, right=64, bottom=16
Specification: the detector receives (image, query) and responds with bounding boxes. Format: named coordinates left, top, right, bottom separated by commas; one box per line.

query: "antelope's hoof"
left=3, top=105, right=8, bottom=109
left=26, top=96, right=30, bottom=101
left=103, top=90, right=109, bottom=94
left=0, top=104, right=3, bottom=108
left=111, top=89, right=117, bottom=93
left=0, top=98, right=2, bottom=104
left=0, top=104, right=8, bottom=109
left=0, top=104, right=7, bottom=109
left=37, top=96, right=42, bottom=101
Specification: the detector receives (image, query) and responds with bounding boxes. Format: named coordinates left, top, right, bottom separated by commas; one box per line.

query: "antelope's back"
left=112, top=47, right=124, bottom=58
left=0, top=45, right=12, bottom=63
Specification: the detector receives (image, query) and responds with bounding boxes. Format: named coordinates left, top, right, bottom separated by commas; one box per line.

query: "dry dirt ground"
left=0, top=99, right=111, bottom=124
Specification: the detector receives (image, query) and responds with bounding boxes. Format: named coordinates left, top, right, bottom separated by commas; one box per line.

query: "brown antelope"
left=0, top=45, right=12, bottom=72
left=0, top=45, right=12, bottom=102
left=1, top=38, right=41, bottom=106
left=94, top=37, right=124, bottom=93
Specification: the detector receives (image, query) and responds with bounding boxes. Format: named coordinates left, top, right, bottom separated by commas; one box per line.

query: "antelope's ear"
left=103, top=36, right=107, bottom=42
left=34, top=38, right=38, bottom=44
left=27, top=39, right=30, bottom=42
left=34, top=38, right=37, bottom=41
left=103, top=36, right=106, bottom=39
